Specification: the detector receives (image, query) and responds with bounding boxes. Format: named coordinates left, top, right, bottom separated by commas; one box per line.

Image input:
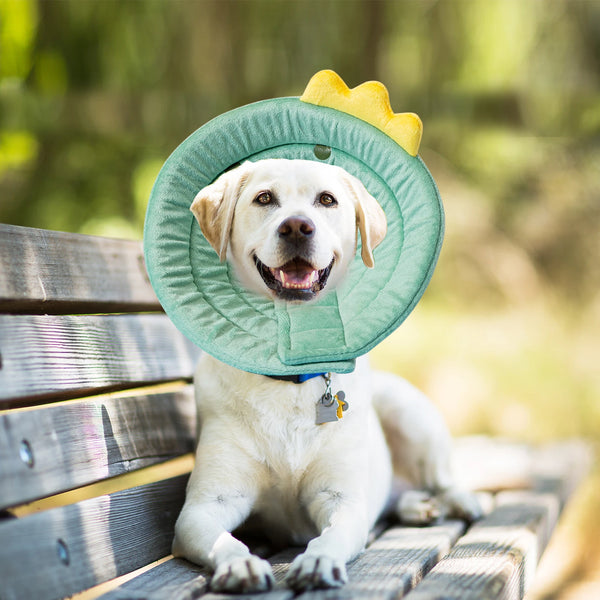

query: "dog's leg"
left=372, top=371, right=483, bottom=524
left=172, top=449, right=274, bottom=593
left=285, top=478, right=370, bottom=591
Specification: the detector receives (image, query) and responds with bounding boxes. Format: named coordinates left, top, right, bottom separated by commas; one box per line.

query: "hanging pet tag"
left=316, top=392, right=338, bottom=425
left=316, top=374, right=348, bottom=425
left=335, top=391, right=348, bottom=419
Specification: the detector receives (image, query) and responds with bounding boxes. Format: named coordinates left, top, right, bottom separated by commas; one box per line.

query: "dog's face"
left=191, top=159, right=387, bottom=302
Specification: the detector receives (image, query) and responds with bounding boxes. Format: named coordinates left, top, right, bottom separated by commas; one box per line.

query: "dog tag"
left=335, top=391, right=348, bottom=419
left=316, top=391, right=338, bottom=425
left=316, top=374, right=349, bottom=425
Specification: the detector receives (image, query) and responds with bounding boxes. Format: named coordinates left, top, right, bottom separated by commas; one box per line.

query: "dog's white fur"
left=173, top=159, right=481, bottom=593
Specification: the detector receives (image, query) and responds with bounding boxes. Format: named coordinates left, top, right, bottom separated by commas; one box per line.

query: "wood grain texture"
left=99, top=550, right=301, bottom=600
left=404, top=490, right=561, bottom=600
left=302, top=521, right=467, bottom=600
left=0, top=313, right=201, bottom=406
left=103, top=547, right=301, bottom=600
left=0, top=223, right=160, bottom=313
left=0, top=475, right=188, bottom=600
left=0, top=387, right=196, bottom=509
left=98, top=558, right=209, bottom=600
left=102, top=523, right=467, bottom=600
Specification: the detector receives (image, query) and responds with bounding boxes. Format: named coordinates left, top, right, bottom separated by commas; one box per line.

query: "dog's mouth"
left=254, top=256, right=334, bottom=301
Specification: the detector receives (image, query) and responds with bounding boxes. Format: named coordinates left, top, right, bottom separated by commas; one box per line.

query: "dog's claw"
left=286, top=554, right=347, bottom=591
left=211, top=556, right=274, bottom=593
left=397, top=489, right=484, bottom=525
left=397, top=490, right=441, bottom=525
left=440, top=489, right=484, bottom=522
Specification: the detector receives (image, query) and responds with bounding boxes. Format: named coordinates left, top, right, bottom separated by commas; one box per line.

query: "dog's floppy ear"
left=342, top=172, right=387, bottom=268
left=190, top=163, right=252, bottom=261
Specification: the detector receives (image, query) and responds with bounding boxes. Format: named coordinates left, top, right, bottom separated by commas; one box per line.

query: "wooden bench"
left=0, top=223, right=589, bottom=600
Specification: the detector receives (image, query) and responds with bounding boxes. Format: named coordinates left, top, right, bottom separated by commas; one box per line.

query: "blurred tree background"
left=1, top=0, right=599, bottom=597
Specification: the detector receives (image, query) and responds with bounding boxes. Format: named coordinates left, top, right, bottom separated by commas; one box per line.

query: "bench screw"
left=57, top=539, right=70, bottom=566
left=19, top=439, right=34, bottom=468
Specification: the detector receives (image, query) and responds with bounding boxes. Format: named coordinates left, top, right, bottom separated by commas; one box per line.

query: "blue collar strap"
left=266, top=372, right=326, bottom=384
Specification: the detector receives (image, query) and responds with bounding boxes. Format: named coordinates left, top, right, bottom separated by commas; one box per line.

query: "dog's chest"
left=203, top=370, right=345, bottom=471
left=197, top=356, right=366, bottom=480
left=247, top=398, right=333, bottom=543
left=242, top=389, right=329, bottom=473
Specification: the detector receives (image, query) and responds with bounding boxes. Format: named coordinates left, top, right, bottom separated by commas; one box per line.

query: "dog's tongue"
left=270, top=259, right=319, bottom=290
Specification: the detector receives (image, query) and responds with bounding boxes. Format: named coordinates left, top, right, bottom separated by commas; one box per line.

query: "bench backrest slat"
left=0, top=225, right=200, bottom=599
left=0, top=475, right=188, bottom=600
left=0, top=314, right=200, bottom=407
left=0, top=388, right=195, bottom=509
left=0, top=224, right=160, bottom=314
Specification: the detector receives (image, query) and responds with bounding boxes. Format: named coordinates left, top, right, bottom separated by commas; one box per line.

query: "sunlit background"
left=1, top=0, right=599, bottom=597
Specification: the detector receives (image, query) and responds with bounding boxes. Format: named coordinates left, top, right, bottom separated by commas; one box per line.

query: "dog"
left=172, top=158, right=482, bottom=593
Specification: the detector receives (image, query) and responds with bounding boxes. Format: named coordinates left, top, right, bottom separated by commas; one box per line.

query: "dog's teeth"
left=271, top=266, right=321, bottom=290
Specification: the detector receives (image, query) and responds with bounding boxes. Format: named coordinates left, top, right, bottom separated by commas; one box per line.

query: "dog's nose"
left=277, top=216, right=315, bottom=240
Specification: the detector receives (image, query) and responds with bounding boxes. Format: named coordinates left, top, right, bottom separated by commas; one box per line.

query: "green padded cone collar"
left=144, top=97, right=443, bottom=376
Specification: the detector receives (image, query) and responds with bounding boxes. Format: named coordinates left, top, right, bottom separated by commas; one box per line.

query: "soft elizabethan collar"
left=144, top=71, right=444, bottom=376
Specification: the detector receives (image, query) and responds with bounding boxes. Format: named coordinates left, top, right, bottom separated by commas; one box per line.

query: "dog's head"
left=191, top=159, right=387, bottom=302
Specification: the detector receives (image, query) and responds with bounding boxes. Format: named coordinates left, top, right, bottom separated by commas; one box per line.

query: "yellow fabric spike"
left=300, top=70, right=423, bottom=156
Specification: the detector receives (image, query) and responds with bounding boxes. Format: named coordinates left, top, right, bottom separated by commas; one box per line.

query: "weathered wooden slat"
left=0, top=387, right=196, bottom=509
left=528, top=440, right=592, bottom=506
left=0, top=313, right=201, bottom=406
left=0, top=223, right=161, bottom=313
left=0, top=474, right=188, bottom=600
left=100, top=549, right=300, bottom=600
left=403, top=490, right=561, bottom=600
left=102, top=522, right=467, bottom=600
left=97, top=558, right=209, bottom=600
left=302, top=521, right=467, bottom=600
left=99, top=548, right=297, bottom=600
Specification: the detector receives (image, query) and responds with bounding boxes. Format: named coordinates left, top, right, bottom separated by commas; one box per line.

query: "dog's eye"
left=254, top=191, right=273, bottom=206
left=318, top=193, right=337, bottom=207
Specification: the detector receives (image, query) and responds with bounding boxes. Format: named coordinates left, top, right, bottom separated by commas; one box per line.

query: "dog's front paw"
left=211, top=555, right=275, bottom=593
left=286, top=553, right=348, bottom=591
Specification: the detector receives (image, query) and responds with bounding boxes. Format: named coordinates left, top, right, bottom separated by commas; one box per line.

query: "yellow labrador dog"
left=173, top=159, right=481, bottom=593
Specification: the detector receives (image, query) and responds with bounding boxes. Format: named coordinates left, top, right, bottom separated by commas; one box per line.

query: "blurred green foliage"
left=1, top=1, right=600, bottom=594
left=1, top=0, right=599, bottom=433
left=1, top=0, right=598, bottom=300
